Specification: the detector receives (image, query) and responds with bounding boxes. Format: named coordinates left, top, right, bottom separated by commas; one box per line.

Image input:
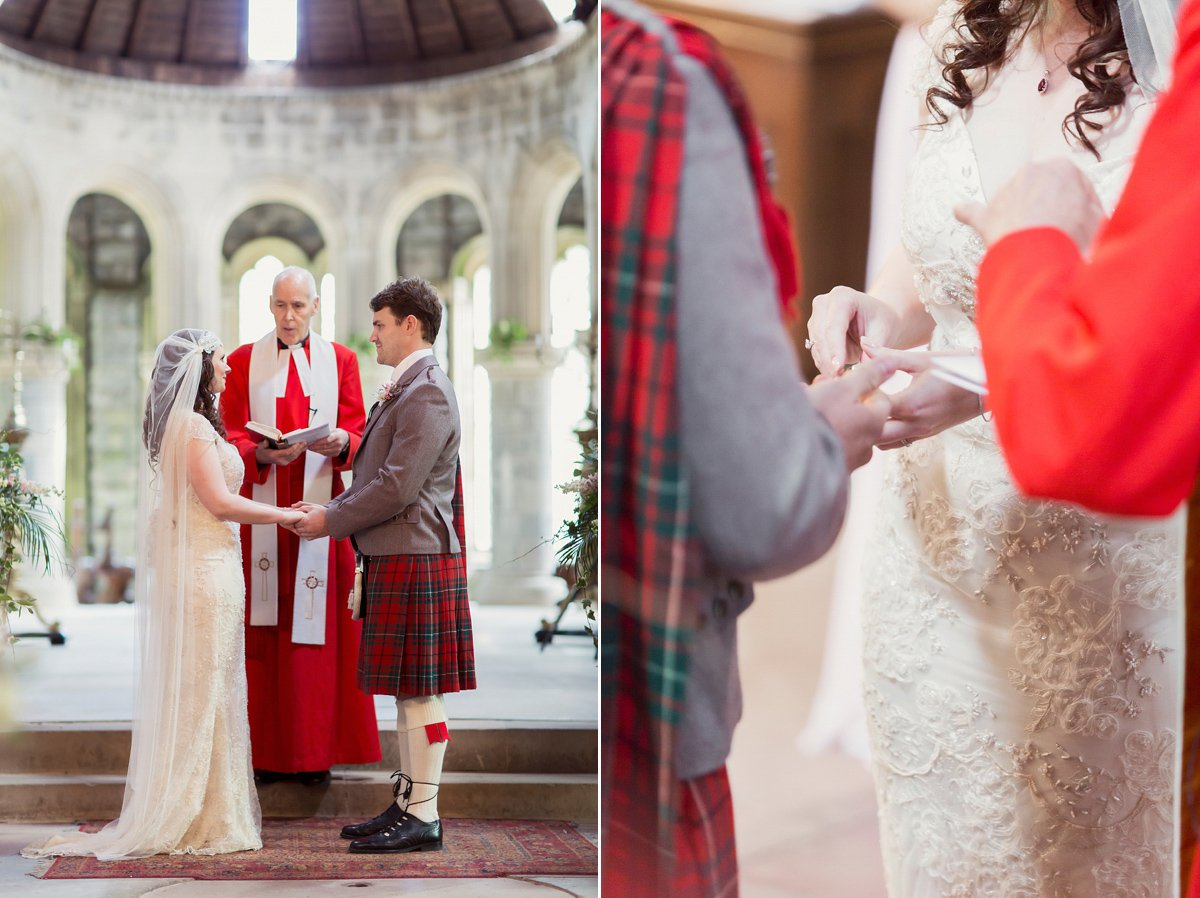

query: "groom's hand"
left=807, top=358, right=896, bottom=471
left=291, top=503, right=330, bottom=540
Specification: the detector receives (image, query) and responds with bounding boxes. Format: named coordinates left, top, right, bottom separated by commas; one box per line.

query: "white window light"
left=543, top=0, right=575, bottom=22
left=248, top=0, right=298, bottom=63
left=320, top=273, right=336, bottom=341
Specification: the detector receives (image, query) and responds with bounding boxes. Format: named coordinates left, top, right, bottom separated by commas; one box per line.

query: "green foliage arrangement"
left=556, top=412, right=597, bottom=643
left=0, top=437, right=65, bottom=626
left=343, top=332, right=375, bottom=356
left=487, top=319, right=529, bottom=359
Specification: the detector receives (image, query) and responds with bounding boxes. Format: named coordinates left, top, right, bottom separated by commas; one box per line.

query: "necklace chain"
left=1037, top=33, right=1075, bottom=93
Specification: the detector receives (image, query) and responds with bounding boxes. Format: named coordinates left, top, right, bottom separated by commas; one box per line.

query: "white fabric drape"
left=247, top=331, right=337, bottom=645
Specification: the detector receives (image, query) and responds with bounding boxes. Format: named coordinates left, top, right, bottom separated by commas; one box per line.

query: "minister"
left=222, top=266, right=381, bottom=781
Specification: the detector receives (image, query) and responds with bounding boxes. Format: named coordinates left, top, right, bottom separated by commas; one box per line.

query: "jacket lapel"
left=355, top=355, right=440, bottom=469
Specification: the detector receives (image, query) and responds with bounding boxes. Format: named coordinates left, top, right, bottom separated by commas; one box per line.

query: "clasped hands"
left=280, top=502, right=329, bottom=540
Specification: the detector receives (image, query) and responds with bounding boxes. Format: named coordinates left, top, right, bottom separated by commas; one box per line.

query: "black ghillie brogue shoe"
left=340, top=802, right=402, bottom=839
left=340, top=770, right=430, bottom=839
left=347, top=813, right=443, bottom=854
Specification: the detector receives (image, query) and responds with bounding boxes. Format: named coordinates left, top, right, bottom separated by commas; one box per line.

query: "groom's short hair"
left=371, top=277, right=442, bottom=343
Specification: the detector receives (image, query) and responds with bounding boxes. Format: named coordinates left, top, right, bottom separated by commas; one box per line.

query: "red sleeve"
left=334, top=343, right=365, bottom=472
left=976, top=0, right=1200, bottom=516
left=221, top=344, right=270, bottom=487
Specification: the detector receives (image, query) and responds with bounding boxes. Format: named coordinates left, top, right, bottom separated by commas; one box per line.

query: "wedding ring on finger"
left=901, top=439, right=912, bottom=447
left=804, top=338, right=815, bottom=349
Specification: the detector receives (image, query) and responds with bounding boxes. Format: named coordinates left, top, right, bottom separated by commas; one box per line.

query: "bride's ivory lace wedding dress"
left=863, top=10, right=1184, bottom=897
left=24, top=413, right=261, bottom=858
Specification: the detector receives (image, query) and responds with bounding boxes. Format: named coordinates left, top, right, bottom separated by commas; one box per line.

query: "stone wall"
left=0, top=16, right=597, bottom=604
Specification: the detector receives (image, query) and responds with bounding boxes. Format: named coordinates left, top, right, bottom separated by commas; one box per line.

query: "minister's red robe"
left=975, top=0, right=1200, bottom=517
left=222, top=338, right=381, bottom=772
left=973, top=2, right=1200, bottom=892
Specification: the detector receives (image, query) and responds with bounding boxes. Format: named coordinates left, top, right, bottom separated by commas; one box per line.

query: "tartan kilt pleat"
left=358, top=552, right=475, bottom=696
left=602, top=763, right=738, bottom=898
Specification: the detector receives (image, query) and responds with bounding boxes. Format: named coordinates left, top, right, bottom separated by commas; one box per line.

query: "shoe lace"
left=389, top=770, right=439, bottom=814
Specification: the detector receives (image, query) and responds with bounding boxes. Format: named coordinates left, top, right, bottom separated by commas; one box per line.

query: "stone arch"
left=63, top=192, right=154, bottom=563
left=370, top=162, right=492, bottom=291
left=204, top=172, right=347, bottom=345
left=369, top=166, right=493, bottom=567
left=0, top=144, right=44, bottom=325
left=509, top=138, right=584, bottom=336
left=220, top=207, right=331, bottom=348
left=63, top=161, right=183, bottom=343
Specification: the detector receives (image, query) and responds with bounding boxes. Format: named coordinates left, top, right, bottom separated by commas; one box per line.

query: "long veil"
left=24, top=328, right=260, bottom=858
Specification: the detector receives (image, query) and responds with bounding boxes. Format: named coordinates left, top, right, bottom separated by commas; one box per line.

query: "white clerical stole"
left=247, top=330, right=337, bottom=645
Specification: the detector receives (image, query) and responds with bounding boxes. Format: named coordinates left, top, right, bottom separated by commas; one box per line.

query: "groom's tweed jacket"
left=325, top=354, right=460, bottom=556
left=603, top=3, right=848, bottom=894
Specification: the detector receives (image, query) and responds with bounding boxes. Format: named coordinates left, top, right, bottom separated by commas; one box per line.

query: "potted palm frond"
left=0, top=434, right=66, bottom=634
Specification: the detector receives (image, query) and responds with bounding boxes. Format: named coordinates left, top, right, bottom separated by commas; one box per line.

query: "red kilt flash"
left=358, top=463, right=476, bottom=697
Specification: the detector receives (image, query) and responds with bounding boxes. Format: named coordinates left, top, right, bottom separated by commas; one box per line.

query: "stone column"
left=9, top=341, right=75, bottom=616
left=472, top=342, right=566, bottom=606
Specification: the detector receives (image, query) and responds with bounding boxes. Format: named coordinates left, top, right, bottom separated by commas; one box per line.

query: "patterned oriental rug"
left=40, top=818, right=597, bottom=880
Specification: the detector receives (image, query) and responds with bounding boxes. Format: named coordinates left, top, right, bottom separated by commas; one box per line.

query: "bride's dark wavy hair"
left=193, top=351, right=227, bottom=441
left=926, top=0, right=1134, bottom=158
left=141, top=349, right=226, bottom=462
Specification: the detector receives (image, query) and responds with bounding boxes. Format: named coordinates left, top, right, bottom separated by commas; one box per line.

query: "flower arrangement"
left=556, top=412, right=597, bottom=643
left=0, top=436, right=65, bottom=628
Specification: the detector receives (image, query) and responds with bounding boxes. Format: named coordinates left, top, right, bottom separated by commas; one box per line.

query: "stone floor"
left=728, top=542, right=889, bottom=898
left=1, top=601, right=597, bottom=897
left=8, top=603, right=597, bottom=725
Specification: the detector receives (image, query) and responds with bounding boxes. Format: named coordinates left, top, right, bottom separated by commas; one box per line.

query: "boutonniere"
left=376, top=380, right=404, bottom=405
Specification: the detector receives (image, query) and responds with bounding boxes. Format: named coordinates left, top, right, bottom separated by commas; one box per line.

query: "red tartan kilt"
left=358, top=553, right=476, bottom=696
left=603, top=764, right=738, bottom=897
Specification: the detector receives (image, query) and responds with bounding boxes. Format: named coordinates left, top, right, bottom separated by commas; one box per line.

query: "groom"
left=293, top=276, right=475, bottom=854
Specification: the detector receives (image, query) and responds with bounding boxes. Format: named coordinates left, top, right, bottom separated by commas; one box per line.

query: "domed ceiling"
left=0, top=0, right=564, bottom=85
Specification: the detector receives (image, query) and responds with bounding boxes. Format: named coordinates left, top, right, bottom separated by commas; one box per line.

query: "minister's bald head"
left=271, top=266, right=320, bottom=345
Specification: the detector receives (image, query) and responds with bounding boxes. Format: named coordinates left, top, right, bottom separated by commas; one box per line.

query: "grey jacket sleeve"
left=324, top=381, right=454, bottom=541
left=674, top=55, right=849, bottom=582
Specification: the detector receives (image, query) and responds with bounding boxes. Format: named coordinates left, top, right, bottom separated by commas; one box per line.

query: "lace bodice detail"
left=863, top=11, right=1183, bottom=897
left=900, top=1, right=1139, bottom=344
left=187, top=413, right=243, bottom=493
left=186, top=414, right=244, bottom=546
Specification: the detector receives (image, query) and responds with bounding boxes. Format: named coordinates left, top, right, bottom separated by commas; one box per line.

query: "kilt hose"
left=357, top=463, right=476, bottom=697
left=603, top=764, right=738, bottom=898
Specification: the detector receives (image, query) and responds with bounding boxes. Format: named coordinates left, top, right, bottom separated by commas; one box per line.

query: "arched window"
left=64, top=193, right=152, bottom=564
left=395, top=193, right=490, bottom=565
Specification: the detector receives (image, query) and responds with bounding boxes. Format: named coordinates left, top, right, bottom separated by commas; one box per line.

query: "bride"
left=807, top=0, right=1184, bottom=893
left=25, top=329, right=303, bottom=859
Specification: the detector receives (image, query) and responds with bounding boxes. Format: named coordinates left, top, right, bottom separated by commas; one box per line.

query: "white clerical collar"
left=390, top=347, right=435, bottom=383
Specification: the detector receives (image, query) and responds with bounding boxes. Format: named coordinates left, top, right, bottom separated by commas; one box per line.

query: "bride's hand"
left=863, top=343, right=982, bottom=448
left=807, top=286, right=900, bottom=377
left=279, top=510, right=304, bottom=531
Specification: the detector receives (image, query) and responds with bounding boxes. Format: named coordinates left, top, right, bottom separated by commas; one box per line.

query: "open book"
left=245, top=421, right=330, bottom=450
